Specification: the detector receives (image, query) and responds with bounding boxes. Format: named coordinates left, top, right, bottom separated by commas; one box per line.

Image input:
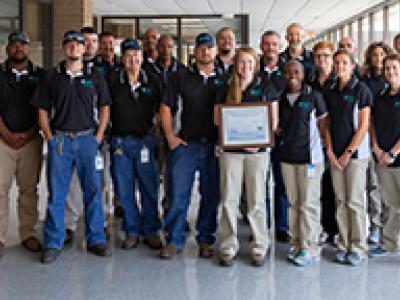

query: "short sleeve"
left=263, top=79, right=279, bottom=102
left=358, top=83, right=373, bottom=108
left=31, top=69, right=52, bottom=111
left=313, top=90, right=328, bottom=118
left=163, top=70, right=181, bottom=111
left=94, top=70, right=111, bottom=107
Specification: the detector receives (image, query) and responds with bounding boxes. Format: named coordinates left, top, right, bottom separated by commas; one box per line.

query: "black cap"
left=8, top=31, right=29, bottom=44
left=195, top=32, right=215, bottom=48
left=121, top=38, right=141, bottom=53
left=62, top=30, right=85, bottom=45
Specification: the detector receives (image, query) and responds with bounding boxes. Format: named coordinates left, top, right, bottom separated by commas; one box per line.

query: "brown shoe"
left=199, top=244, right=213, bottom=258
left=159, top=244, right=179, bottom=259
left=22, top=236, right=42, bottom=252
left=143, top=236, right=162, bottom=250
left=121, top=236, right=139, bottom=250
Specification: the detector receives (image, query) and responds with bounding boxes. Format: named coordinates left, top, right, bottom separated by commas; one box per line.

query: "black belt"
left=54, top=128, right=94, bottom=138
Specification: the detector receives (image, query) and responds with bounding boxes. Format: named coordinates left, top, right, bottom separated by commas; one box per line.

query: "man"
left=215, top=27, right=236, bottom=76
left=0, top=32, right=43, bottom=255
left=280, top=23, right=315, bottom=83
left=394, top=33, right=400, bottom=54
left=64, top=26, right=99, bottom=244
left=108, top=38, right=162, bottom=250
left=337, top=36, right=361, bottom=77
left=159, top=33, right=223, bottom=259
left=32, top=30, right=112, bottom=264
left=94, top=31, right=122, bottom=76
left=142, top=27, right=160, bottom=70
left=259, top=30, right=289, bottom=242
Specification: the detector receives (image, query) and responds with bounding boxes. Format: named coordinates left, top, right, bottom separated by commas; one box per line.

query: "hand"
left=95, top=133, right=103, bottom=145
left=373, top=146, right=386, bottom=166
left=327, top=150, right=342, bottom=170
left=338, top=151, right=351, bottom=169
left=244, top=147, right=259, bottom=153
left=166, top=134, right=187, bottom=150
left=382, top=152, right=395, bottom=166
left=3, top=131, right=26, bottom=149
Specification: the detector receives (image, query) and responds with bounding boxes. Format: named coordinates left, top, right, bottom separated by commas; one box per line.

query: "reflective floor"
left=1, top=176, right=400, bottom=300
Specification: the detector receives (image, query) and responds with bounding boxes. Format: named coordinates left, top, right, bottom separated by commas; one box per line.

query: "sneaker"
left=219, top=250, right=236, bottom=267
left=347, top=251, right=364, bottom=266
left=334, top=250, right=347, bottom=264
left=368, top=229, right=380, bottom=245
left=286, top=246, right=298, bottom=263
left=251, top=248, right=266, bottom=267
left=293, top=250, right=318, bottom=267
left=369, top=246, right=389, bottom=258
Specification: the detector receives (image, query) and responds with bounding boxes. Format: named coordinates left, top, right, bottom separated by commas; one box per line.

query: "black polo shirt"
left=164, top=64, right=227, bottom=142
left=108, top=69, right=161, bottom=137
left=278, top=84, right=327, bottom=164
left=280, top=47, right=315, bottom=83
left=0, top=60, right=43, bottom=132
left=361, top=73, right=386, bottom=101
left=89, top=55, right=122, bottom=77
left=31, top=61, right=111, bottom=132
left=373, top=87, right=400, bottom=167
left=215, top=55, right=233, bottom=79
left=325, top=76, right=372, bottom=158
left=309, top=71, right=337, bottom=96
left=260, top=56, right=286, bottom=97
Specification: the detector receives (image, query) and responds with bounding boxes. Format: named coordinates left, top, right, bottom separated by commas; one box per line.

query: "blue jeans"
left=165, top=142, right=219, bottom=249
left=111, top=135, right=161, bottom=237
left=44, top=132, right=105, bottom=249
left=266, top=143, right=289, bottom=231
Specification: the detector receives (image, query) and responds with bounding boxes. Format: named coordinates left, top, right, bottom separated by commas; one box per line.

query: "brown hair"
left=383, top=52, right=400, bottom=70
left=313, top=40, right=334, bottom=53
left=226, top=46, right=259, bottom=104
left=362, top=41, right=393, bottom=76
left=333, top=48, right=356, bottom=64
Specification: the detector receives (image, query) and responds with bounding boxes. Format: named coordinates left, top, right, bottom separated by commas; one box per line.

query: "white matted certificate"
left=218, top=103, right=274, bottom=149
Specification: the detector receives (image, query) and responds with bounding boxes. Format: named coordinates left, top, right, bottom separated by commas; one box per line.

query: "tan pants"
left=281, top=162, right=324, bottom=256
left=0, top=135, right=43, bottom=244
left=219, top=152, right=269, bottom=256
left=331, top=159, right=368, bottom=255
left=375, top=164, right=400, bottom=251
left=367, top=159, right=383, bottom=230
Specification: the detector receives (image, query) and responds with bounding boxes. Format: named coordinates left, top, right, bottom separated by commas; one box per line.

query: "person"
left=259, top=30, right=289, bottom=242
left=216, top=46, right=278, bottom=267
left=310, top=40, right=338, bottom=245
left=215, top=27, right=236, bottom=76
left=361, top=41, right=392, bottom=245
left=159, top=33, right=223, bottom=259
left=108, top=38, right=162, bottom=250
left=338, top=37, right=361, bottom=77
left=142, top=27, right=160, bottom=70
left=279, top=60, right=328, bottom=266
left=0, top=32, right=43, bottom=255
left=94, top=31, right=122, bottom=76
left=64, top=26, right=99, bottom=245
left=324, top=49, right=372, bottom=266
left=32, top=30, right=112, bottom=264
left=369, top=53, right=400, bottom=257
left=280, top=23, right=315, bottom=82
left=393, top=33, right=400, bottom=54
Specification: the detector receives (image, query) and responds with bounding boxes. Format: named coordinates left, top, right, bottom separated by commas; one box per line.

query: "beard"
left=289, top=41, right=302, bottom=49
left=9, top=54, right=27, bottom=64
left=67, top=55, right=80, bottom=61
left=220, top=49, right=231, bottom=55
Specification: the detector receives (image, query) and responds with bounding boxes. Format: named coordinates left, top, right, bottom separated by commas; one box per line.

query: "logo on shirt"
left=29, top=75, right=38, bottom=84
left=141, top=87, right=153, bottom=95
left=395, top=101, right=400, bottom=108
left=250, top=88, right=262, bottom=97
left=81, top=79, right=94, bottom=88
left=214, top=78, right=223, bottom=86
left=343, top=95, right=355, bottom=102
left=303, top=62, right=313, bottom=69
left=298, top=101, right=311, bottom=109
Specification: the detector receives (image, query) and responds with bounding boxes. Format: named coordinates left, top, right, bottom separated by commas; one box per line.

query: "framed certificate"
left=218, top=102, right=274, bottom=149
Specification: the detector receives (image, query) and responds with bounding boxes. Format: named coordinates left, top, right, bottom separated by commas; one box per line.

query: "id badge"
left=141, top=147, right=150, bottom=163
left=215, top=145, right=221, bottom=157
left=306, top=164, right=315, bottom=178
left=95, top=151, right=104, bottom=170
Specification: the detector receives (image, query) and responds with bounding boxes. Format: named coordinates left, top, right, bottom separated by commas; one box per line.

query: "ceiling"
left=93, top=0, right=385, bottom=46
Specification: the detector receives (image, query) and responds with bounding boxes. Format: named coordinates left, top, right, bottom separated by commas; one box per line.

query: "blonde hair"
left=226, top=46, right=259, bottom=104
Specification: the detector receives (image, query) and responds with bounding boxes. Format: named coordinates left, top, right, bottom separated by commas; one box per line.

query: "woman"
left=369, top=53, right=400, bottom=257
left=324, top=49, right=372, bottom=266
left=279, top=60, right=328, bottom=266
left=361, top=42, right=393, bottom=245
left=215, top=46, right=278, bottom=267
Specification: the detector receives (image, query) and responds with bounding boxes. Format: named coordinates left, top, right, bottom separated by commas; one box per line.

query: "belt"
left=54, top=128, right=94, bottom=138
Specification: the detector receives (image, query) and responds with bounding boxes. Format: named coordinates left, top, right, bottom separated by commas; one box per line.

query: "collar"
left=333, top=74, right=359, bottom=91
left=189, top=63, right=217, bottom=79
left=56, top=61, right=86, bottom=78
left=155, top=56, right=179, bottom=73
left=119, top=69, right=148, bottom=85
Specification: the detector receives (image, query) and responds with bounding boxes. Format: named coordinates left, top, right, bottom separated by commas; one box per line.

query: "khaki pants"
left=331, top=159, right=368, bottom=255
left=367, top=159, right=383, bottom=230
left=219, top=152, right=269, bottom=256
left=281, top=162, right=324, bottom=256
left=0, top=135, right=43, bottom=244
left=375, top=164, right=400, bottom=251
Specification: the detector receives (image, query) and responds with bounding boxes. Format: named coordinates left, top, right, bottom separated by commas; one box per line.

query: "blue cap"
left=121, top=38, right=141, bottom=53
left=62, top=30, right=85, bottom=45
left=195, top=33, right=215, bottom=48
left=8, top=32, right=29, bottom=44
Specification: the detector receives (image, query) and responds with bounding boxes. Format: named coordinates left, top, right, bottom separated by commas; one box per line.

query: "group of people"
left=1, top=21, right=400, bottom=268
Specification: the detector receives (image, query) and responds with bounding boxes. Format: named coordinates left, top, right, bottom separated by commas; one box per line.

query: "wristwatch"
left=388, top=150, right=397, bottom=160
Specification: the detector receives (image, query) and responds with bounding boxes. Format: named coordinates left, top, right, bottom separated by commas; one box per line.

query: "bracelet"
left=346, top=149, right=354, bottom=155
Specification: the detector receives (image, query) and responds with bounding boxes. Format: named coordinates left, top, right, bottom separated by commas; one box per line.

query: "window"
left=0, top=0, right=19, bottom=62
left=372, top=9, right=384, bottom=42
left=388, top=3, right=400, bottom=46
